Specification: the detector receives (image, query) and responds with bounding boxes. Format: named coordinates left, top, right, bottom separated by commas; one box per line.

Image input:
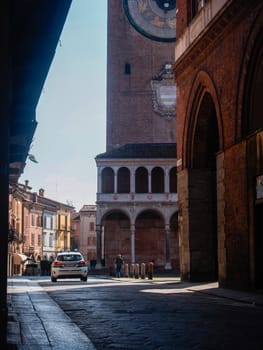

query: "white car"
left=51, top=251, right=88, bottom=282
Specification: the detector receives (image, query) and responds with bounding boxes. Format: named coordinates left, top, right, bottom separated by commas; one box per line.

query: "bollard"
left=148, top=261, right=154, bottom=280
left=141, top=263, right=146, bottom=279
left=134, top=263, right=139, bottom=279
left=130, top=263, right=135, bottom=278
left=124, top=263, right=129, bottom=277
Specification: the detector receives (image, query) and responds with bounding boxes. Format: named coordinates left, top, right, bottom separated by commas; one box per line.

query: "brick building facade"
left=174, top=0, right=263, bottom=289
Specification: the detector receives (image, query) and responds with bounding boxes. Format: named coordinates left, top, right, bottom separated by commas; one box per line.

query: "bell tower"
left=95, top=1, right=178, bottom=271
left=106, top=0, right=176, bottom=151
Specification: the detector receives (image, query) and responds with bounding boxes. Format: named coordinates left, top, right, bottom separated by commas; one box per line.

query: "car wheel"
left=51, top=276, right=57, bottom=282
left=81, top=276, right=87, bottom=282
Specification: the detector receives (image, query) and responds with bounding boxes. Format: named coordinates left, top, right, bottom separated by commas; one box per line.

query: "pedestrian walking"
left=115, top=254, right=123, bottom=278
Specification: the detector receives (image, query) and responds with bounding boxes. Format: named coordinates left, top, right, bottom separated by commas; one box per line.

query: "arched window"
left=117, top=167, right=130, bottom=193
left=169, top=167, right=177, bottom=193
left=151, top=167, right=164, bottom=193
left=101, top=167, right=114, bottom=193
left=135, top=167, right=148, bottom=193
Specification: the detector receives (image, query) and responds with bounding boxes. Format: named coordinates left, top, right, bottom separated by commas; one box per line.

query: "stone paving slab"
left=7, top=276, right=263, bottom=349
left=7, top=278, right=96, bottom=350
left=45, top=277, right=263, bottom=350
left=113, top=276, right=263, bottom=306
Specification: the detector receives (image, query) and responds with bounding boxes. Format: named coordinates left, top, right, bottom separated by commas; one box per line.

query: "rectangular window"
left=31, top=214, right=35, bottom=227
left=46, top=216, right=51, bottom=229
left=43, top=232, right=47, bottom=247
left=31, top=233, right=35, bottom=245
left=37, top=216, right=42, bottom=227
left=49, top=233, right=54, bottom=248
left=43, top=216, right=47, bottom=228
left=90, top=222, right=95, bottom=231
left=38, top=234, right=41, bottom=246
left=124, top=63, right=131, bottom=75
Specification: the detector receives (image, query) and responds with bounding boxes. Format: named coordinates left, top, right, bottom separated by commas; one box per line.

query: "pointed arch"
left=236, top=7, right=263, bottom=139
left=182, top=70, right=223, bottom=169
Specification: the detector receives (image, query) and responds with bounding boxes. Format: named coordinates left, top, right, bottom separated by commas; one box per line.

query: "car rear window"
left=57, top=254, right=82, bottom=262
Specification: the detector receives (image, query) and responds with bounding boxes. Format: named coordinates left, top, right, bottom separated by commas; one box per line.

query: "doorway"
left=189, top=92, right=219, bottom=281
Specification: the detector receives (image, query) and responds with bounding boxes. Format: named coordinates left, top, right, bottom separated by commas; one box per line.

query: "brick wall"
left=107, top=0, right=176, bottom=151
left=175, top=1, right=263, bottom=288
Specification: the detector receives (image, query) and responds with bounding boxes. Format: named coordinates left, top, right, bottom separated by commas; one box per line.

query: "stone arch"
left=117, top=167, right=130, bottom=193
left=100, top=208, right=131, bottom=223
left=151, top=166, right=164, bottom=193
left=135, top=209, right=165, bottom=267
left=101, top=209, right=131, bottom=268
left=135, top=208, right=165, bottom=223
left=101, top=167, right=114, bottom=193
left=181, top=70, right=222, bottom=281
left=135, top=167, right=148, bottom=193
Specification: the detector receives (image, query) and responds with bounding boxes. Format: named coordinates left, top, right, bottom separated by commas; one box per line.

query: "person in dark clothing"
left=115, top=254, right=123, bottom=278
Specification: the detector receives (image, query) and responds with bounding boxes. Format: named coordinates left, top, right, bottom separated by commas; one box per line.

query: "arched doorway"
left=102, top=211, right=130, bottom=269
left=188, top=91, right=219, bottom=281
left=135, top=210, right=165, bottom=267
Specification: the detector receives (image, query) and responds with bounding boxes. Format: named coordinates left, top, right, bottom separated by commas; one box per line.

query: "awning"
left=13, top=253, right=29, bottom=265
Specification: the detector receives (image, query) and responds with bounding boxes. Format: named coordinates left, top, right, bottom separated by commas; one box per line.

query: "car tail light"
left=76, top=260, right=86, bottom=267
left=53, top=261, right=64, bottom=267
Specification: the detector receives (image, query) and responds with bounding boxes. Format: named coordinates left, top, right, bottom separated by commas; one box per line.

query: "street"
left=39, top=276, right=263, bottom=350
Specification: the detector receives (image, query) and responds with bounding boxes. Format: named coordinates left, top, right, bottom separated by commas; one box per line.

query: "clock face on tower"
left=123, top=0, right=176, bottom=42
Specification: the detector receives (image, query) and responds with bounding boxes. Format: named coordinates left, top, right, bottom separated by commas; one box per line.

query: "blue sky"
left=20, top=0, right=107, bottom=211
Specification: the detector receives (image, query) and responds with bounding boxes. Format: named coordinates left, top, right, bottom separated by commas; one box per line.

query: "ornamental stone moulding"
left=151, top=62, right=176, bottom=119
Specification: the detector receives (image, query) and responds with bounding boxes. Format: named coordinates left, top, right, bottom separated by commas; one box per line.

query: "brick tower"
left=106, top=0, right=176, bottom=150
left=95, top=0, right=179, bottom=272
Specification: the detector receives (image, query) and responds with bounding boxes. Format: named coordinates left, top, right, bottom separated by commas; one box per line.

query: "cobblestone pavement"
left=40, top=277, right=263, bottom=350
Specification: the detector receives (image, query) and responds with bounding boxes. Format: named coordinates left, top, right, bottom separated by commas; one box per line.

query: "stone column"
left=97, top=167, right=102, bottom=193
left=96, top=225, right=102, bottom=268
left=165, top=224, right=172, bottom=270
left=114, top=169, right=117, bottom=193
left=148, top=169, right=152, bottom=193
left=130, top=224, right=135, bottom=264
left=165, top=167, right=169, bottom=193
left=130, top=167, right=135, bottom=193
